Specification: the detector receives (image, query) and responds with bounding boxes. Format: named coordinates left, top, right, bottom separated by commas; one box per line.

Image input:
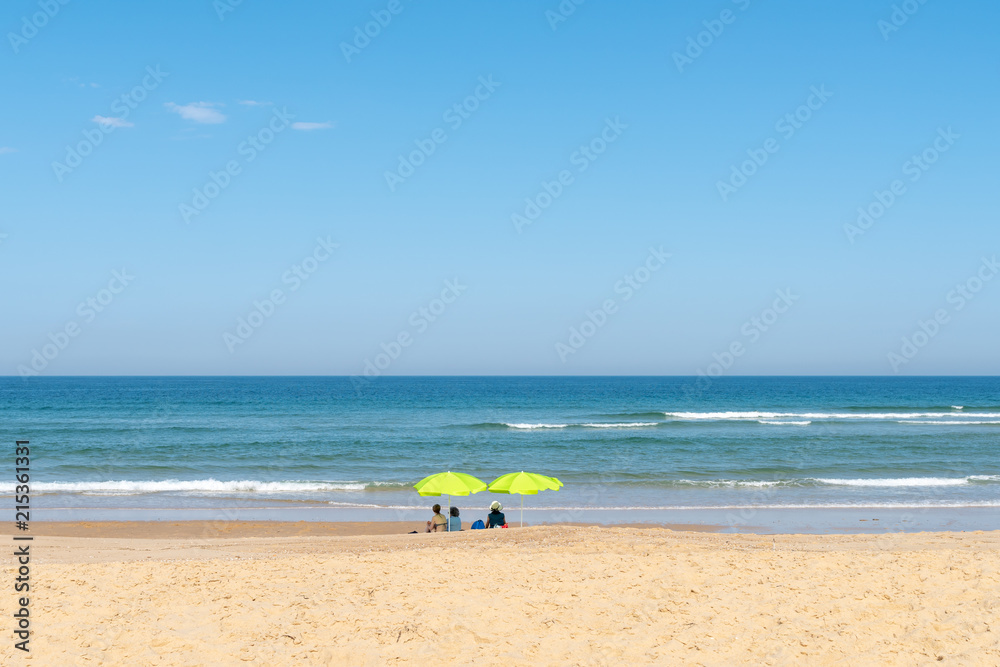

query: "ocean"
left=2, top=376, right=999, bottom=532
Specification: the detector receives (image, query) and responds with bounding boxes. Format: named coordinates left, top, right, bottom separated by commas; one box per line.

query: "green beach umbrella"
left=413, top=471, right=488, bottom=531
left=488, top=471, right=563, bottom=527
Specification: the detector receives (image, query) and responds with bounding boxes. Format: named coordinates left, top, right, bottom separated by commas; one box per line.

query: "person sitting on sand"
left=485, top=501, right=506, bottom=528
left=448, top=506, right=461, bottom=532
left=426, top=504, right=447, bottom=532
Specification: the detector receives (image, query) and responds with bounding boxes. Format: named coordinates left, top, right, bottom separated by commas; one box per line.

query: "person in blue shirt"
left=448, top=506, right=461, bottom=531
left=485, top=501, right=506, bottom=528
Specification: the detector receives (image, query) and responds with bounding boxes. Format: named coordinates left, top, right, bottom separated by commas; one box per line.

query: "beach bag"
left=470, top=520, right=485, bottom=530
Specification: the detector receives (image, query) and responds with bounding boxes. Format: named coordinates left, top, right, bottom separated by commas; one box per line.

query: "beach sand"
left=2, top=523, right=998, bottom=665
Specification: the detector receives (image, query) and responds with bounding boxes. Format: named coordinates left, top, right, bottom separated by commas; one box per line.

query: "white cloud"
left=0, top=147, right=16, bottom=154
left=92, top=115, right=134, bottom=129
left=291, top=121, right=334, bottom=131
left=238, top=100, right=273, bottom=107
left=165, top=102, right=227, bottom=124
left=65, top=77, right=99, bottom=88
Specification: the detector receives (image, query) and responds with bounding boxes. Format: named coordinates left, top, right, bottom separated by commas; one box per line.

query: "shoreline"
left=0, top=520, right=726, bottom=539
left=6, top=518, right=1000, bottom=540
left=21, top=503, right=1000, bottom=534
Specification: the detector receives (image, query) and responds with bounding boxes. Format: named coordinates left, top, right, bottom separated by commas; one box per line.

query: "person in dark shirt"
left=485, top=500, right=506, bottom=528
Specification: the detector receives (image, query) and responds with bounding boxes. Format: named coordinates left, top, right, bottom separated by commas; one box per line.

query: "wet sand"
left=2, top=520, right=722, bottom=539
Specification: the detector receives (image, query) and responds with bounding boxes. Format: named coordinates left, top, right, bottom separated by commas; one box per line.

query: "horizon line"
left=3, top=375, right=999, bottom=379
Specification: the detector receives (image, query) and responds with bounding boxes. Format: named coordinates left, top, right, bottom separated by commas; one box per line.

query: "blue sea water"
left=2, top=377, right=999, bottom=531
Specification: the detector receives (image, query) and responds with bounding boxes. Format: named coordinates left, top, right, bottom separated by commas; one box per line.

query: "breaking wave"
left=757, top=420, right=811, bottom=426
left=500, top=422, right=660, bottom=430
left=665, top=411, right=1000, bottom=422
left=0, top=479, right=409, bottom=495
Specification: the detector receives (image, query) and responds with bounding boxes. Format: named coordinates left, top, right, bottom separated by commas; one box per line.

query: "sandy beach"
left=2, top=523, right=998, bottom=665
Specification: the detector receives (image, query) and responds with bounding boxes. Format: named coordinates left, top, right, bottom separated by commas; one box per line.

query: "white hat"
left=490, top=501, right=503, bottom=511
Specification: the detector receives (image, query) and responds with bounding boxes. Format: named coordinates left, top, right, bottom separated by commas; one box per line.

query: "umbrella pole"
left=521, top=494, right=524, bottom=528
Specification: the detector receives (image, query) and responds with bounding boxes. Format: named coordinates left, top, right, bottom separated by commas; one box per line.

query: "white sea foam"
left=902, top=420, right=1000, bottom=425
left=672, top=476, right=1000, bottom=488
left=757, top=420, right=811, bottom=426
left=505, top=422, right=659, bottom=429
left=578, top=422, right=660, bottom=428
left=665, top=411, right=1000, bottom=421
left=11, top=476, right=996, bottom=496
left=0, top=479, right=376, bottom=495
left=953, top=406, right=964, bottom=410
left=507, top=412, right=997, bottom=426
left=814, top=477, right=972, bottom=487
left=675, top=479, right=784, bottom=488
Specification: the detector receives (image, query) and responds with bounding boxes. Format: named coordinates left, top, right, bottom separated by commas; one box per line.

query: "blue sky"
left=1, top=0, right=998, bottom=376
